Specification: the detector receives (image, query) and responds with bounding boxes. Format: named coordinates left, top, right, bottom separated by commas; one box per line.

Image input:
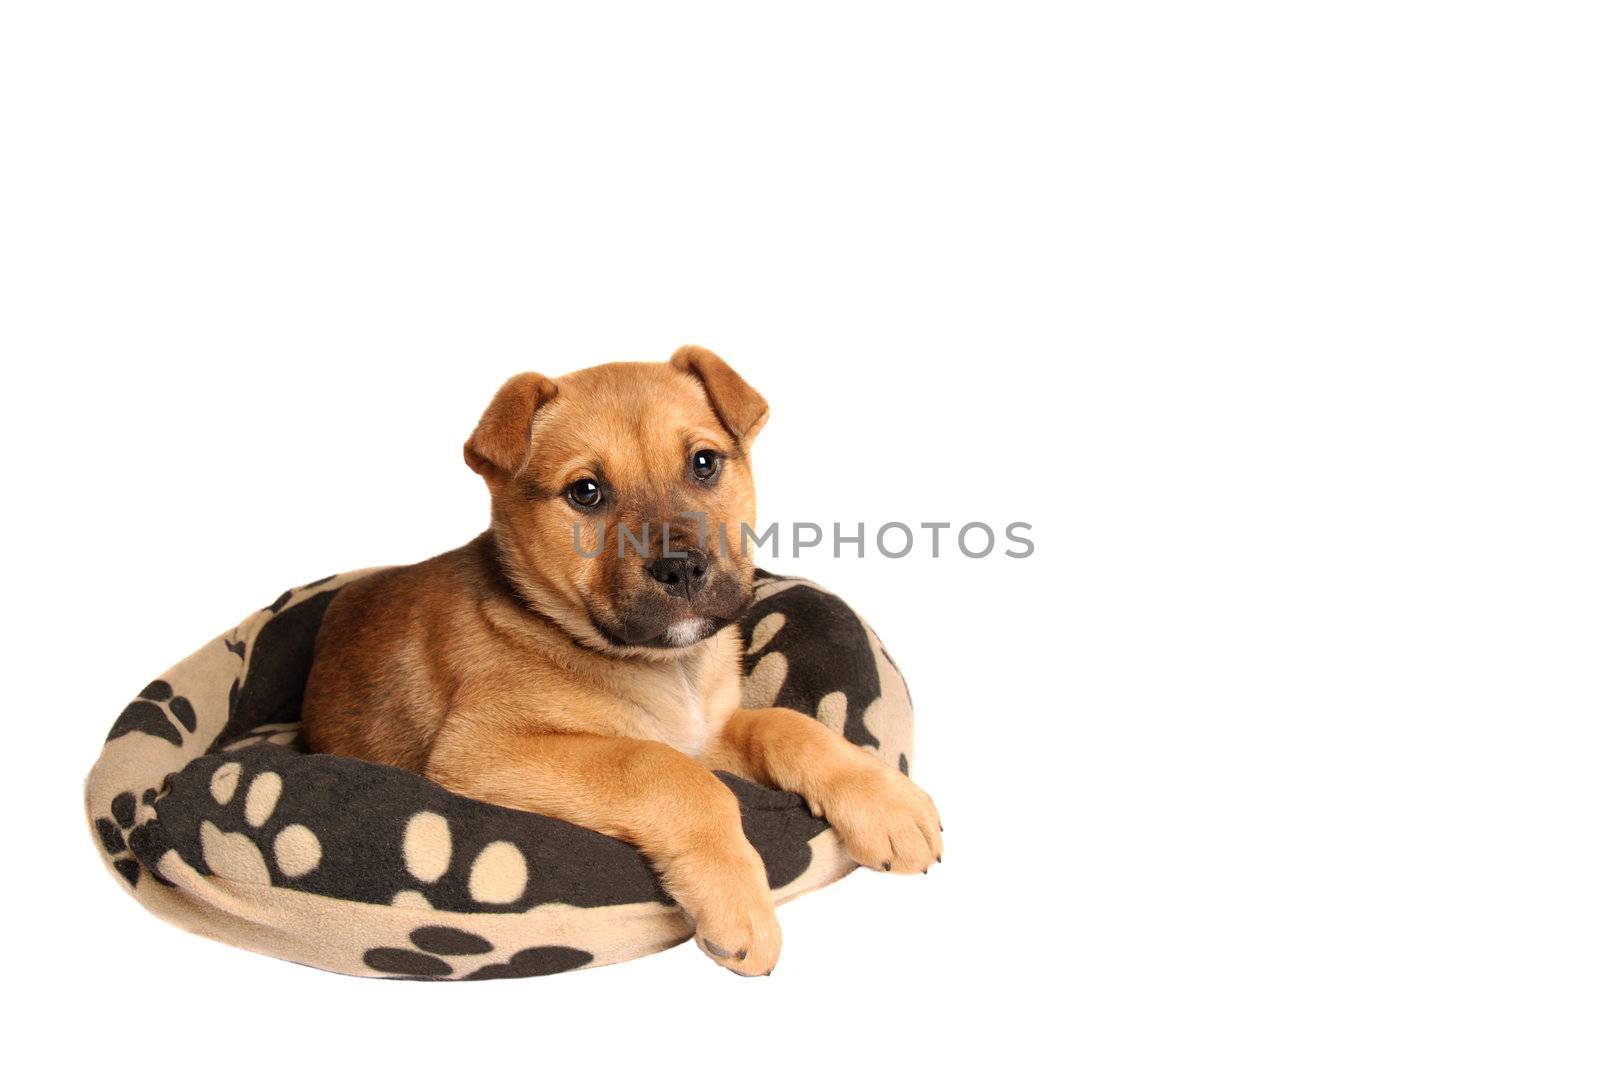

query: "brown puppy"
left=302, top=346, right=940, bottom=975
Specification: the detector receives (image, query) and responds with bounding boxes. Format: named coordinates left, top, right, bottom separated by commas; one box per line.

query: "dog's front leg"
left=712, top=708, right=943, bottom=875
left=426, top=729, right=780, bottom=975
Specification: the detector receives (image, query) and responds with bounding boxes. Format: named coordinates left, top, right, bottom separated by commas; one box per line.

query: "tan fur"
left=302, top=346, right=941, bottom=976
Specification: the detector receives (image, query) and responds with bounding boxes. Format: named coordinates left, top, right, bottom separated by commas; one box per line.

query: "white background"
left=4, top=3, right=1596, bottom=1068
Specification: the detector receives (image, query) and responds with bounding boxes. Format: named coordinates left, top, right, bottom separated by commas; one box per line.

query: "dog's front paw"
left=670, top=844, right=782, bottom=977
left=817, top=763, right=943, bottom=875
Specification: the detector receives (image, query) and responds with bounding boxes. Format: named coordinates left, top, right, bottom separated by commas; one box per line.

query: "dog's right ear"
left=464, top=372, right=559, bottom=480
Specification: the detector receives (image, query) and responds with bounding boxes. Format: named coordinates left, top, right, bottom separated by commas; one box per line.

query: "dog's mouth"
left=586, top=575, right=753, bottom=652
left=588, top=612, right=726, bottom=651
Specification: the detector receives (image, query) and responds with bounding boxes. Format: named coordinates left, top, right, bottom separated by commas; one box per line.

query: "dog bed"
left=84, top=569, right=914, bottom=979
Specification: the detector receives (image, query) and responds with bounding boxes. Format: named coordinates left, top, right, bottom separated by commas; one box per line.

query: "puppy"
left=301, top=346, right=941, bottom=975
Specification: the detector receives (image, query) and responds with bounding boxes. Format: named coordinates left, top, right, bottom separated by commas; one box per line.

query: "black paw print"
left=465, top=945, right=595, bottom=981
left=107, top=679, right=197, bottom=748
left=94, top=788, right=159, bottom=887
left=363, top=926, right=593, bottom=980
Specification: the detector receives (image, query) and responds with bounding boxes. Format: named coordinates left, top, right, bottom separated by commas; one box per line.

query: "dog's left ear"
left=670, top=345, right=769, bottom=445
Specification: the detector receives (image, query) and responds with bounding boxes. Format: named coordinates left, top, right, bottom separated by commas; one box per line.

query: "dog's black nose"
left=646, top=548, right=710, bottom=598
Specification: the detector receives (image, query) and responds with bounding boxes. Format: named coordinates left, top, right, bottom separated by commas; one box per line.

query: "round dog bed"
left=84, top=569, right=914, bottom=979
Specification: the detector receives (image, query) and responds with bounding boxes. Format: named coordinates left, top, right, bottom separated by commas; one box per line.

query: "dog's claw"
left=736, top=949, right=747, bottom=961
left=819, top=764, right=942, bottom=876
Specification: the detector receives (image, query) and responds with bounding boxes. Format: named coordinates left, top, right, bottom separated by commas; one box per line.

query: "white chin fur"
left=664, top=619, right=709, bottom=647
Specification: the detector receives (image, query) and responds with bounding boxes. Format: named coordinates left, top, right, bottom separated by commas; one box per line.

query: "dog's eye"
left=690, top=449, right=722, bottom=482
left=566, top=478, right=603, bottom=509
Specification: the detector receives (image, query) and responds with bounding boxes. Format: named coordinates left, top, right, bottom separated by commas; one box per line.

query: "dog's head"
left=465, top=345, right=769, bottom=656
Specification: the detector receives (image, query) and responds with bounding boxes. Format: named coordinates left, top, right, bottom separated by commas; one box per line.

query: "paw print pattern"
left=197, top=762, right=323, bottom=883
left=363, top=925, right=593, bottom=980
left=94, top=787, right=161, bottom=887
left=208, top=583, right=341, bottom=753
left=394, top=810, right=533, bottom=908
left=106, top=679, right=197, bottom=748
left=217, top=721, right=302, bottom=752
left=740, top=575, right=891, bottom=756
left=154, top=748, right=672, bottom=914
